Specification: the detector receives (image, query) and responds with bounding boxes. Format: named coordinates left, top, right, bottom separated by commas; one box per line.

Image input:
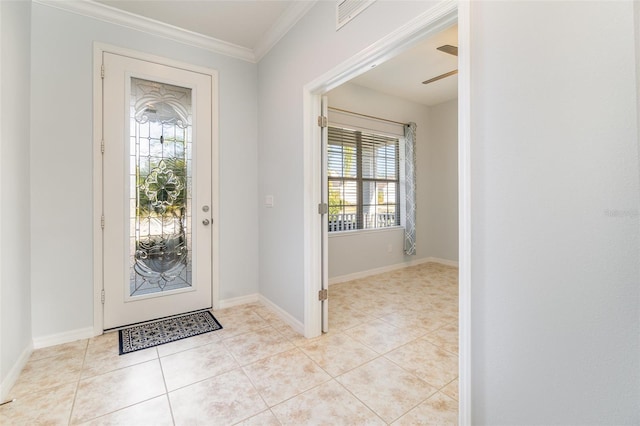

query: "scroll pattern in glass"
left=129, top=78, right=193, bottom=297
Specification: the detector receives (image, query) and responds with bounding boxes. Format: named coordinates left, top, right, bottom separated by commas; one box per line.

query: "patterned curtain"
left=404, top=122, right=417, bottom=255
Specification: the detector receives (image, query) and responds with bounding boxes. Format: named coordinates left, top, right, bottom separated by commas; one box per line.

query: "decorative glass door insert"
left=129, top=78, right=193, bottom=297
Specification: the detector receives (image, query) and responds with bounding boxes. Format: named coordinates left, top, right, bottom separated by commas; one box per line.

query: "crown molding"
left=33, top=0, right=256, bottom=62
left=254, top=0, right=318, bottom=62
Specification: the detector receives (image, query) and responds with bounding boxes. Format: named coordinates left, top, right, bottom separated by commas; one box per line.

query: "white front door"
left=101, top=51, right=216, bottom=329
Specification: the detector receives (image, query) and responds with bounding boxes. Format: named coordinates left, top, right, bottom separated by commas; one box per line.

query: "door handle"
left=202, top=219, right=210, bottom=226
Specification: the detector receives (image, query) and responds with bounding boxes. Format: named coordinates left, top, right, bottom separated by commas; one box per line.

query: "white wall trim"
left=0, top=343, right=32, bottom=402
left=458, top=1, right=472, bottom=424
left=259, top=294, right=305, bottom=335
left=254, top=1, right=318, bottom=62
left=34, top=0, right=318, bottom=64
left=218, top=293, right=259, bottom=309
left=304, top=0, right=458, bottom=94
left=32, top=327, right=95, bottom=350
left=429, top=257, right=460, bottom=268
left=217, top=293, right=305, bottom=336
left=329, top=257, right=458, bottom=285
left=33, top=0, right=255, bottom=62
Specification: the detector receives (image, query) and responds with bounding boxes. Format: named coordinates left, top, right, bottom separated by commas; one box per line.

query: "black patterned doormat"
left=118, top=310, right=223, bottom=355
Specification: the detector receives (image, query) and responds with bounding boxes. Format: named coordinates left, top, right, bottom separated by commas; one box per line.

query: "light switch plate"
left=265, top=195, right=274, bottom=208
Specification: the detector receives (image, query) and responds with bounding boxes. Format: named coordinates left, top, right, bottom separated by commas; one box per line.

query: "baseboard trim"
left=32, top=327, right=96, bottom=350
left=217, top=293, right=304, bottom=336
left=328, top=256, right=458, bottom=285
left=218, top=293, right=259, bottom=309
left=0, top=342, right=33, bottom=401
left=427, top=257, right=459, bottom=268
left=258, top=295, right=305, bottom=335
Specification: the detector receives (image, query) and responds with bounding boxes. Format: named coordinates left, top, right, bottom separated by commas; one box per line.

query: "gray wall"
left=426, top=99, right=458, bottom=262
left=0, top=0, right=32, bottom=397
left=258, top=0, right=639, bottom=423
left=257, top=0, right=440, bottom=324
left=326, top=83, right=458, bottom=279
left=469, top=1, right=639, bottom=423
left=29, top=3, right=260, bottom=339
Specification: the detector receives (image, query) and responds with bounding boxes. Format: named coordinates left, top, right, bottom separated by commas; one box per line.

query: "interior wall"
left=29, top=3, right=259, bottom=339
left=259, top=0, right=639, bottom=421
left=257, top=0, right=440, bottom=323
left=326, top=82, right=458, bottom=280
left=0, top=0, right=32, bottom=397
left=469, top=1, right=640, bottom=423
left=426, top=98, right=458, bottom=261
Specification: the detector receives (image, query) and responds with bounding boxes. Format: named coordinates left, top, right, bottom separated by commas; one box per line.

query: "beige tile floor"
left=0, top=262, right=458, bottom=425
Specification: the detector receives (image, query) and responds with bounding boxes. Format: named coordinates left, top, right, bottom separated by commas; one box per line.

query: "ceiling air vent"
left=337, top=0, right=376, bottom=30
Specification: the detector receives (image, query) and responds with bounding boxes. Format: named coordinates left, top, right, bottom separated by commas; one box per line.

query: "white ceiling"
left=349, top=24, right=458, bottom=107
left=93, top=0, right=458, bottom=106
left=95, top=0, right=295, bottom=50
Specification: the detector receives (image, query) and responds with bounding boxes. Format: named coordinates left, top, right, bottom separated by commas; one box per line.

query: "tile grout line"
left=388, top=387, right=441, bottom=424
left=381, top=348, right=455, bottom=394
left=439, top=376, right=460, bottom=401
left=66, top=339, right=90, bottom=425
left=237, top=364, right=273, bottom=417
left=157, top=350, right=177, bottom=426
left=332, top=375, right=389, bottom=425
left=248, top=346, right=333, bottom=411
left=6, top=264, right=458, bottom=424
left=72, top=352, right=167, bottom=424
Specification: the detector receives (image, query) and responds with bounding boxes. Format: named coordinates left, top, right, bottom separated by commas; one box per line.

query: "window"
left=328, top=126, right=400, bottom=232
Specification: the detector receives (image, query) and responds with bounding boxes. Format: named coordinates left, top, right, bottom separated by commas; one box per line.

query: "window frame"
left=327, top=125, right=401, bottom=233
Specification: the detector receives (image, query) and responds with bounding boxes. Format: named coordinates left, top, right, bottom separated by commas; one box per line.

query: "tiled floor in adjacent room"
left=0, top=262, right=458, bottom=425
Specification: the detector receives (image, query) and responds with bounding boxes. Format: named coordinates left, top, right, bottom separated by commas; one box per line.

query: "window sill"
left=328, top=225, right=404, bottom=238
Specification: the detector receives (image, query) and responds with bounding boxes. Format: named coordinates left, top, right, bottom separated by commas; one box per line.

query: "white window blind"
left=328, top=126, right=400, bottom=232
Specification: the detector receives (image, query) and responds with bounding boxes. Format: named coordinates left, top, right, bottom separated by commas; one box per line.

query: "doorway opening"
left=324, top=21, right=459, bottom=301
left=302, top=2, right=471, bottom=422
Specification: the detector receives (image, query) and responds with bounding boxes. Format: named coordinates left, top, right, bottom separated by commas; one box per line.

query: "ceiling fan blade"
left=422, top=69, right=458, bottom=85
left=437, top=45, right=458, bottom=56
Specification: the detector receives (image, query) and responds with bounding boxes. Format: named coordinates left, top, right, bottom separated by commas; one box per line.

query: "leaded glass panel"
left=129, top=78, right=193, bottom=297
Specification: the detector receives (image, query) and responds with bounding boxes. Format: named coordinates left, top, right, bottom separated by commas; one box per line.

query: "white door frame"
left=92, top=43, right=220, bottom=333
left=301, top=1, right=470, bottom=423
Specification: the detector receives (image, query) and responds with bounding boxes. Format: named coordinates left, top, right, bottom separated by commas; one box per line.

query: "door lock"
left=202, top=219, right=210, bottom=226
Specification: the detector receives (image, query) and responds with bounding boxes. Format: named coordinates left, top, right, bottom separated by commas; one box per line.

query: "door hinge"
left=101, top=289, right=105, bottom=304
left=318, top=203, right=328, bottom=215
left=318, top=288, right=328, bottom=301
left=101, top=64, right=105, bottom=79
left=101, top=139, right=105, bottom=154
left=100, top=215, right=105, bottom=229
left=317, top=115, right=328, bottom=128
